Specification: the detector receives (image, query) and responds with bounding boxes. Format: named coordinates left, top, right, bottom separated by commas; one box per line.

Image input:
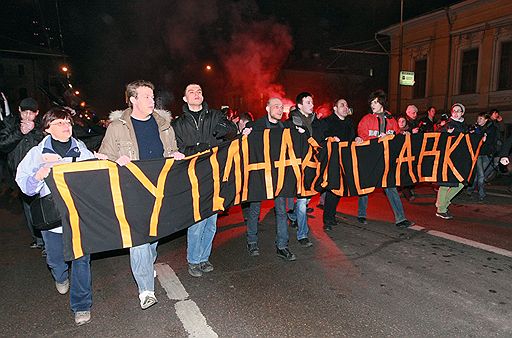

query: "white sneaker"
left=55, top=279, right=69, bottom=295
left=74, top=311, right=91, bottom=326
left=139, top=291, right=158, bottom=310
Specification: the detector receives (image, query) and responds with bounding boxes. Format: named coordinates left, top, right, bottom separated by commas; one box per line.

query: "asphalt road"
left=1, top=178, right=511, bottom=337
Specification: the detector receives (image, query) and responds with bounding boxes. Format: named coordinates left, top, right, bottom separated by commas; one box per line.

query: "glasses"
left=50, top=121, right=72, bottom=127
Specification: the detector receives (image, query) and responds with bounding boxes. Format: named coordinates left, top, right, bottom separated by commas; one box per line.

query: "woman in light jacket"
left=16, top=107, right=98, bottom=326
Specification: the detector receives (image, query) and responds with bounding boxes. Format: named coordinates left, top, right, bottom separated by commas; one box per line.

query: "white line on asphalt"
left=155, top=263, right=218, bottom=338
left=410, top=225, right=512, bottom=258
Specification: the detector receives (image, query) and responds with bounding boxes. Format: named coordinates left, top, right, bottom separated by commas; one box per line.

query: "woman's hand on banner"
left=35, top=167, right=51, bottom=181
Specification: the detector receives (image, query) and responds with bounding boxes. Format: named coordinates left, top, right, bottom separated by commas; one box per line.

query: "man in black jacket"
left=243, top=97, right=298, bottom=261
left=319, top=98, right=357, bottom=230
left=0, top=97, right=44, bottom=248
left=172, top=84, right=237, bottom=277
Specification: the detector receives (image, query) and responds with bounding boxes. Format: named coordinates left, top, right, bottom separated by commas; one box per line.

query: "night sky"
left=1, top=0, right=460, bottom=115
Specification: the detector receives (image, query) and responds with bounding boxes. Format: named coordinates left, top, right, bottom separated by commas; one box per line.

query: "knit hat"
left=19, top=97, right=38, bottom=112
left=451, top=103, right=465, bottom=114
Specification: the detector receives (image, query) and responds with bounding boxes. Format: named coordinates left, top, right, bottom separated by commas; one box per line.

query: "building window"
left=18, top=64, right=25, bottom=77
left=413, top=59, right=427, bottom=98
left=460, top=48, right=478, bottom=94
left=498, top=41, right=512, bottom=90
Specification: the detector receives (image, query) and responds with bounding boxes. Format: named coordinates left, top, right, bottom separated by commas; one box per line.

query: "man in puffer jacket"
left=99, top=80, right=184, bottom=310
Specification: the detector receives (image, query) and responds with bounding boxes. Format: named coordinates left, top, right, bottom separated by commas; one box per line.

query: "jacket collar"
left=182, top=102, right=209, bottom=116
left=42, top=135, right=81, bottom=158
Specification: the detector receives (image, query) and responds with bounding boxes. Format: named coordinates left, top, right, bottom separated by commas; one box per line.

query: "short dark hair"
left=427, top=106, right=436, bottom=112
left=478, top=111, right=490, bottom=120
left=238, top=111, right=254, bottom=122
left=42, top=107, right=73, bottom=132
left=368, top=89, right=388, bottom=110
left=125, top=80, right=155, bottom=107
left=296, top=92, right=313, bottom=105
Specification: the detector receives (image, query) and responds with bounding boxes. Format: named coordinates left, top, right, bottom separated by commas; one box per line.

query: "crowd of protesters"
left=1, top=83, right=511, bottom=326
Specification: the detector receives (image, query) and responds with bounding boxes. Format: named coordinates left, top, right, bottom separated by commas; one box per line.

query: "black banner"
left=46, top=130, right=482, bottom=260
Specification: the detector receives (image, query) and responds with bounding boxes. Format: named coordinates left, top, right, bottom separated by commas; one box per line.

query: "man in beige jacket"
left=99, top=80, right=184, bottom=310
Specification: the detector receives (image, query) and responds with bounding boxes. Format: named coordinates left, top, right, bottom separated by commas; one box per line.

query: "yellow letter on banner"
left=52, top=160, right=133, bottom=259
left=125, top=159, right=175, bottom=236
left=274, top=128, right=302, bottom=196
left=417, top=132, right=440, bottom=182
left=395, top=133, right=417, bottom=186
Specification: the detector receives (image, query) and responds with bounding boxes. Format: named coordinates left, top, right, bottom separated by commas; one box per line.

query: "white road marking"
left=175, top=300, right=218, bottom=338
left=155, top=263, right=218, bottom=337
left=410, top=225, right=512, bottom=258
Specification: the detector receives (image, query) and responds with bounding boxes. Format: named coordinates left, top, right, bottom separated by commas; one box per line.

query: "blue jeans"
left=288, top=198, right=310, bottom=240
left=130, top=242, right=158, bottom=294
left=468, top=155, right=490, bottom=199
left=357, top=187, right=406, bottom=224
left=187, top=214, right=217, bottom=264
left=41, top=230, right=92, bottom=313
left=246, top=197, right=289, bottom=249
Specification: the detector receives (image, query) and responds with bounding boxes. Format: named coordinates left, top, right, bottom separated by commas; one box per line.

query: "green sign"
left=400, top=71, right=415, bottom=86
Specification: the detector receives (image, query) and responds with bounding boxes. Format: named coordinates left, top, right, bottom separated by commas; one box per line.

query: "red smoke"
left=220, top=19, right=294, bottom=117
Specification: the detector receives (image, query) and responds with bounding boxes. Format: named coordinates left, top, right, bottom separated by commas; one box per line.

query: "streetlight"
left=60, top=65, right=70, bottom=79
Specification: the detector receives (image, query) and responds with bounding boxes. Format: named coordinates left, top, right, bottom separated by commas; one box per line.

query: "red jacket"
left=357, top=112, right=400, bottom=141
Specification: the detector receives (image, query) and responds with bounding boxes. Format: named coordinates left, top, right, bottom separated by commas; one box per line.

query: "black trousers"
left=323, top=190, right=341, bottom=224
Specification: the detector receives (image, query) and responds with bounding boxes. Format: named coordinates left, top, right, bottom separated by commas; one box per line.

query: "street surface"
left=1, top=177, right=511, bottom=337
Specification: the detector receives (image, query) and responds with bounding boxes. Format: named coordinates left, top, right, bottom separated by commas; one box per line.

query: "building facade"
left=379, top=0, right=512, bottom=126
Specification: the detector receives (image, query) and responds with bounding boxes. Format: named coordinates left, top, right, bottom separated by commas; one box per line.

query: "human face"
left=131, top=86, right=154, bottom=118
left=428, top=107, right=436, bottom=118
left=406, top=106, right=417, bottom=119
left=19, top=109, right=38, bottom=122
left=45, top=119, right=73, bottom=142
left=184, top=84, right=204, bottom=110
left=476, top=115, right=487, bottom=126
left=267, top=98, right=284, bottom=123
left=398, top=117, right=407, bottom=129
left=298, top=96, right=314, bottom=115
left=238, top=119, right=249, bottom=131
left=370, top=98, right=384, bottom=114
left=334, top=99, right=349, bottom=118
left=451, top=105, right=464, bottom=120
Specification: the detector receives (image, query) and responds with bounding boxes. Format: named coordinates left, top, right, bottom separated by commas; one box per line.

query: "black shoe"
left=276, top=247, right=296, bottom=261
left=247, top=243, right=260, bottom=256
left=357, top=217, right=368, bottom=224
left=188, top=263, right=203, bottom=277
left=323, top=224, right=333, bottom=231
left=289, top=219, right=298, bottom=228
left=306, top=207, right=314, bottom=213
left=396, top=219, right=414, bottom=228
left=298, top=238, right=313, bottom=247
